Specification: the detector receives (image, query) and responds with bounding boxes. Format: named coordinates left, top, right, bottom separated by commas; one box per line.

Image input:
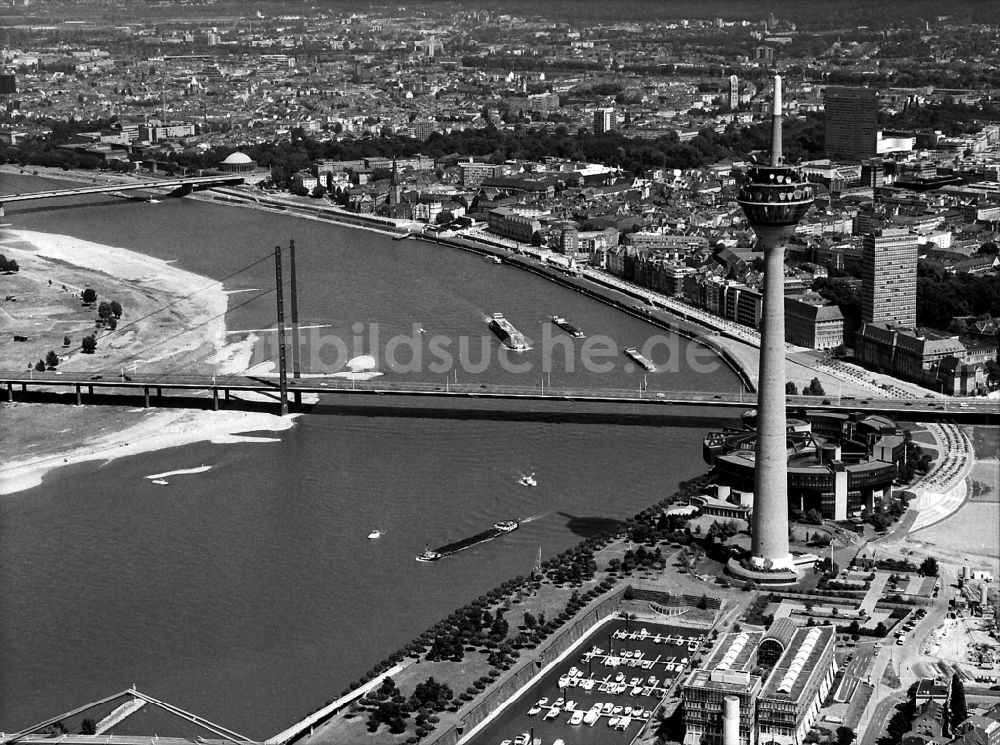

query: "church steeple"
left=389, top=156, right=401, bottom=207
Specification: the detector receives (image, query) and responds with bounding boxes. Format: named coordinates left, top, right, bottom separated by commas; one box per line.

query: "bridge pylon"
left=274, top=244, right=289, bottom=416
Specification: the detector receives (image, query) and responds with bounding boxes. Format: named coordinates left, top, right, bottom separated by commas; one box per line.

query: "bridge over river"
left=1, top=372, right=996, bottom=424
left=0, top=175, right=244, bottom=215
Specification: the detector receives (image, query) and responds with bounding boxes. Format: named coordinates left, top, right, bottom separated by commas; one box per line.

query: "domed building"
left=219, top=151, right=256, bottom=173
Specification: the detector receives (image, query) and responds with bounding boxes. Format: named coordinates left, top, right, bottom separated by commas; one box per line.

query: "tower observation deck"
left=730, top=75, right=815, bottom=585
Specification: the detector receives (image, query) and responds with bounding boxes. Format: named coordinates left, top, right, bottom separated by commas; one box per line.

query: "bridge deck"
left=0, top=373, right=995, bottom=422
left=1, top=176, right=244, bottom=203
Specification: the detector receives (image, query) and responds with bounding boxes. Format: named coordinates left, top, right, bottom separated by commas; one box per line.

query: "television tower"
left=734, top=75, right=814, bottom=583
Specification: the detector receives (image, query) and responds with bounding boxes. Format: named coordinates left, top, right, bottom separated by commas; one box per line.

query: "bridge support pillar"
left=294, top=391, right=301, bottom=406
left=0, top=203, right=5, bottom=219
left=225, top=389, right=231, bottom=402
left=212, top=388, right=219, bottom=411
left=157, top=386, right=162, bottom=398
left=6, top=382, right=11, bottom=402
left=144, top=387, right=150, bottom=408
left=75, top=385, right=82, bottom=406
left=88, top=385, right=93, bottom=395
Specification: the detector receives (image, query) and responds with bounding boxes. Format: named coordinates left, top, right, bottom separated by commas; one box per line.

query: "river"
left=0, top=174, right=741, bottom=737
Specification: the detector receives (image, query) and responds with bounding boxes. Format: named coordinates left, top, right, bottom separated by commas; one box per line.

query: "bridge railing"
left=0, top=370, right=984, bottom=409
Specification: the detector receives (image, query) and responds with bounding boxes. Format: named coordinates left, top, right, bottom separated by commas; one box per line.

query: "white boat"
left=151, top=479, right=169, bottom=485
left=583, top=707, right=600, bottom=726
left=544, top=706, right=560, bottom=720
left=367, top=529, right=382, bottom=539
left=565, top=700, right=576, bottom=711
left=558, top=675, right=570, bottom=688
left=608, top=717, right=619, bottom=728
left=527, top=704, right=541, bottom=716
left=612, top=706, right=623, bottom=716
left=568, top=711, right=584, bottom=725
left=518, top=472, right=537, bottom=487
left=616, top=715, right=631, bottom=730
left=486, top=255, right=503, bottom=264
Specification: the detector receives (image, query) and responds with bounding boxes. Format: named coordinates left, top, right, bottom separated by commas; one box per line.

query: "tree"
left=310, top=184, right=327, bottom=199
left=804, top=508, right=824, bottom=525
left=786, top=381, right=798, bottom=395
left=523, top=611, right=537, bottom=630
left=79, top=719, right=96, bottom=735
left=950, top=673, right=968, bottom=729
left=869, top=512, right=892, bottom=532
left=530, top=231, right=543, bottom=247
left=919, top=556, right=939, bottom=577
left=836, top=725, right=856, bottom=745
left=34, top=359, right=45, bottom=372
left=81, top=288, right=97, bottom=305
left=109, top=300, right=122, bottom=318
left=81, top=334, right=97, bottom=354
left=63, top=334, right=71, bottom=347
left=98, top=301, right=112, bottom=320
left=0, top=253, right=19, bottom=272
left=45, top=350, right=59, bottom=369
left=804, top=377, right=826, bottom=396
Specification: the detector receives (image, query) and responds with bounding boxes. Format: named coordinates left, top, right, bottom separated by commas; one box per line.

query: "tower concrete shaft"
left=751, top=236, right=794, bottom=570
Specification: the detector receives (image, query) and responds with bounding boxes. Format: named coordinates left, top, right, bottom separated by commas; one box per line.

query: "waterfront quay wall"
left=424, top=235, right=756, bottom=393
left=427, top=587, right=627, bottom=745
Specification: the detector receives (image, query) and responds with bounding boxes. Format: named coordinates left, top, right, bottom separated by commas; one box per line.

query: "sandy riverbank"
left=0, top=226, right=305, bottom=497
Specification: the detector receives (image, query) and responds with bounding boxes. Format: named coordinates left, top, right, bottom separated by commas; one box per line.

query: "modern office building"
left=756, top=626, right=838, bottom=745
left=683, top=630, right=764, bottom=745
left=824, top=87, right=879, bottom=163
left=594, top=107, right=614, bottom=134
left=861, top=228, right=917, bottom=328
left=684, top=623, right=839, bottom=745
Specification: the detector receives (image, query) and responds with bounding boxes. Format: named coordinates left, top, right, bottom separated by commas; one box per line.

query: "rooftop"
left=759, top=625, right=836, bottom=704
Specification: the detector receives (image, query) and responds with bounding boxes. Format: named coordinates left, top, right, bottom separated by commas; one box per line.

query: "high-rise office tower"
left=729, top=75, right=740, bottom=109
left=824, top=87, right=878, bottom=163
left=861, top=229, right=918, bottom=328
left=593, top=107, right=614, bottom=135
left=734, top=75, right=814, bottom=585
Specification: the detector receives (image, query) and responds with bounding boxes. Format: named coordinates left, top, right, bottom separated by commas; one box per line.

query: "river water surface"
left=0, top=174, right=741, bottom=737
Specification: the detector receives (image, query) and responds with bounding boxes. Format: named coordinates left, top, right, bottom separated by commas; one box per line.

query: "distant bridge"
left=1, top=372, right=996, bottom=424
left=0, top=175, right=245, bottom=215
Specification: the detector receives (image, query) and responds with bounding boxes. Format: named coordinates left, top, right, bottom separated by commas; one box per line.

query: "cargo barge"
left=416, top=520, right=519, bottom=562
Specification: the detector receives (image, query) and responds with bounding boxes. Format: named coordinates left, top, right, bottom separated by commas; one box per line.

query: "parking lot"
left=465, top=620, right=707, bottom=745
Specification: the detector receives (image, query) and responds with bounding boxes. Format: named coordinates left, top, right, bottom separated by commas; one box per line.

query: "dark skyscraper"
left=824, top=87, right=879, bottom=163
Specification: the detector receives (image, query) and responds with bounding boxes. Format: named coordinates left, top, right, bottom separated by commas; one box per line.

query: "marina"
left=465, top=620, right=706, bottom=745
